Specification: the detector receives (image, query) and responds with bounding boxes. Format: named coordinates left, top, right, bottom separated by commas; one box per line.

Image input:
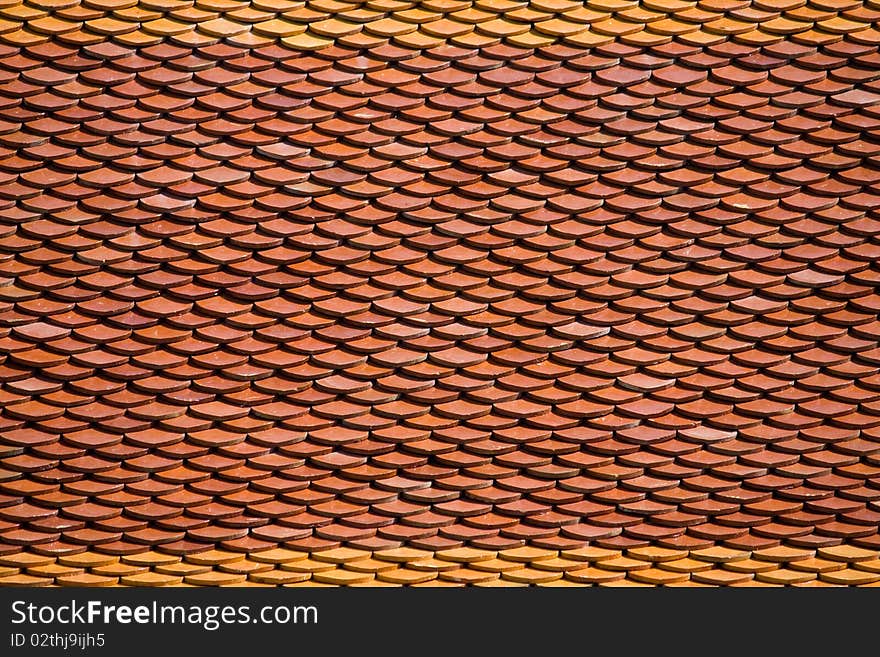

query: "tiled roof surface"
left=1, top=0, right=880, bottom=587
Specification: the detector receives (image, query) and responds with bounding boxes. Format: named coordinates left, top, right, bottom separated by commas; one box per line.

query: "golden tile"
left=249, top=570, right=312, bottom=585
left=560, top=546, right=620, bottom=562
left=818, top=545, right=877, bottom=563
left=439, top=568, right=499, bottom=584
left=122, top=552, right=180, bottom=567
left=142, top=17, right=194, bottom=34
left=92, top=563, right=148, bottom=578
left=593, top=556, right=652, bottom=572
left=342, top=558, right=398, bottom=573
left=691, top=569, right=753, bottom=586
left=374, top=547, right=434, bottom=563
left=185, top=571, right=248, bottom=586
left=120, top=572, right=184, bottom=587
left=185, top=550, right=245, bottom=566
left=157, top=562, right=212, bottom=576
left=820, top=569, right=880, bottom=586
left=57, top=573, right=118, bottom=587
left=531, top=557, right=591, bottom=572
left=28, top=564, right=83, bottom=578
left=721, top=559, right=780, bottom=574
left=310, top=547, right=368, bottom=564
left=0, top=573, right=55, bottom=587
left=498, top=546, right=557, bottom=563
left=248, top=548, right=309, bottom=564
left=659, top=558, right=715, bottom=574
left=691, top=546, right=750, bottom=563
left=789, top=558, right=848, bottom=574
left=280, top=559, right=338, bottom=573
left=281, top=31, right=333, bottom=47
left=312, top=569, right=374, bottom=585
left=309, top=17, right=362, bottom=36
left=533, top=17, right=588, bottom=36
left=436, top=548, right=496, bottom=563
left=0, top=552, right=56, bottom=568
left=501, top=568, right=564, bottom=584
left=756, top=569, right=816, bottom=585
left=565, top=567, right=626, bottom=584
left=377, top=568, right=438, bottom=585
left=629, top=568, right=690, bottom=585
left=753, top=546, right=813, bottom=563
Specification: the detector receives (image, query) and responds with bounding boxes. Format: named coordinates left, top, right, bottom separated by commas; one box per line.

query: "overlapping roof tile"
left=1, top=0, right=880, bottom=586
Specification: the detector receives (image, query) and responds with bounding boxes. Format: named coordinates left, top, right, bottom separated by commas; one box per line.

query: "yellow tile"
left=59, top=552, right=119, bottom=568
left=92, top=563, right=148, bottom=578
left=565, top=567, right=626, bottom=584
left=185, top=571, right=248, bottom=586
left=156, top=562, right=212, bottom=576
left=756, top=569, right=816, bottom=585
left=142, top=17, right=194, bottom=35
left=312, top=569, right=374, bottom=585
left=593, top=556, right=652, bottom=572
left=405, top=558, right=461, bottom=572
left=0, top=573, right=55, bottom=587
left=120, top=571, right=184, bottom=586
left=249, top=570, right=311, bottom=585
left=789, top=558, right=848, bottom=574
left=197, top=16, right=249, bottom=36
left=57, top=573, right=118, bottom=587
left=853, top=560, right=880, bottom=574
left=498, top=546, right=556, bottom=563
left=537, top=579, right=589, bottom=588
left=629, top=568, right=690, bottom=585
left=280, top=559, right=337, bottom=574
left=247, top=548, right=309, bottom=564
left=363, top=16, right=416, bottom=35
left=664, top=580, right=714, bottom=588
left=410, top=579, right=465, bottom=588
left=309, top=17, right=362, bottom=36
left=374, top=547, right=433, bottom=563
left=420, top=17, right=472, bottom=37
left=282, top=31, right=333, bottom=48
left=283, top=581, right=337, bottom=588
left=598, top=578, right=654, bottom=588
left=342, top=559, right=399, bottom=573
left=436, top=547, right=496, bottom=563
left=85, top=17, right=138, bottom=34
left=530, top=557, right=591, bottom=572
left=691, top=569, right=753, bottom=586
left=377, top=568, right=438, bottom=585
left=123, top=552, right=180, bottom=567
left=186, top=550, right=245, bottom=566
left=820, top=569, right=880, bottom=586
left=349, top=580, right=401, bottom=587
left=818, top=545, right=877, bottom=563
left=311, top=547, right=369, bottom=564
left=439, top=568, right=499, bottom=584
left=219, top=560, right=274, bottom=575
left=533, top=17, right=587, bottom=36
left=0, top=552, right=55, bottom=568
left=722, top=559, right=780, bottom=574
left=28, top=564, right=83, bottom=578
left=753, top=546, right=813, bottom=563
left=729, top=580, right=783, bottom=588
left=691, top=546, right=751, bottom=563
left=476, top=17, right=531, bottom=37
left=501, top=568, right=563, bottom=584
left=508, top=28, right=556, bottom=46
left=477, top=578, right=530, bottom=587
left=759, top=16, right=811, bottom=34
left=627, top=546, right=688, bottom=563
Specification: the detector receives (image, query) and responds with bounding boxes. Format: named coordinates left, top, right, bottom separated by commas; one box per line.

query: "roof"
left=1, top=0, right=880, bottom=587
